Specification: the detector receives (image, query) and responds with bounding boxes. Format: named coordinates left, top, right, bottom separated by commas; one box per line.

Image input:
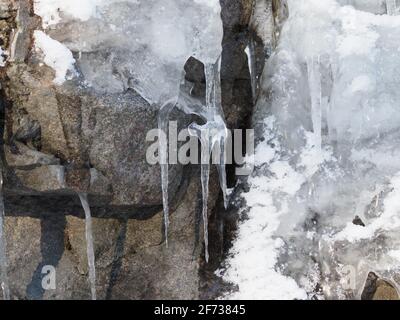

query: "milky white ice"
left=34, top=0, right=106, bottom=27
left=33, top=0, right=223, bottom=102
left=221, top=0, right=400, bottom=299
left=33, top=31, right=76, bottom=85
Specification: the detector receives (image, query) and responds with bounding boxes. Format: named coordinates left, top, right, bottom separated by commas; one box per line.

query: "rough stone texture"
left=0, top=0, right=254, bottom=299
left=3, top=168, right=220, bottom=300
left=373, top=280, right=400, bottom=300
left=361, top=272, right=400, bottom=301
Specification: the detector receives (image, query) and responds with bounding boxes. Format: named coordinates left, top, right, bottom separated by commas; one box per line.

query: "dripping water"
left=0, top=169, right=10, bottom=300
left=78, top=193, right=96, bottom=300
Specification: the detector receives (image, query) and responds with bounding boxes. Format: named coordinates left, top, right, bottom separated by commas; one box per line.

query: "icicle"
left=307, top=55, right=323, bottom=153
left=386, top=0, right=398, bottom=15
left=245, top=38, right=258, bottom=104
left=197, top=62, right=229, bottom=262
left=207, top=60, right=229, bottom=209
left=217, top=138, right=228, bottom=209
left=158, top=61, right=228, bottom=261
left=201, top=157, right=211, bottom=263
left=0, top=170, right=10, bottom=300
left=78, top=193, right=96, bottom=300
left=158, top=99, right=177, bottom=247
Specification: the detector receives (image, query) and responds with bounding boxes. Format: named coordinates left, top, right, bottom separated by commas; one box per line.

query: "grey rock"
left=5, top=142, right=60, bottom=168
left=3, top=168, right=220, bottom=300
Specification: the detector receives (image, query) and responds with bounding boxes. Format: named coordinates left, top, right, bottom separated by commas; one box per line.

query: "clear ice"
left=78, top=193, right=97, bottom=300
left=188, top=62, right=229, bottom=262
left=34, top=1, right=228, bottom=258
left=0, top=169, right=10, bottom=300
left=386, top=0, right=399, bottom=14
left=221, top=0, right=400, bottom=299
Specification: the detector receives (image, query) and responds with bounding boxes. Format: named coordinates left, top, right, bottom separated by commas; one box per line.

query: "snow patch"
left=34, top=31, right=76, bottom=85
left=34, top=0, right=106, bottom=27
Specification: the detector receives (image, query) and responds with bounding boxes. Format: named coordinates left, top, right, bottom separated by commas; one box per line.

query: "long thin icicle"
left=158, top=99, right=177, bottom=247
left=307, top=55, right=323, bottom=153
left=200, top=62, right=228, bottom=262
left=201, top=159, right=211, bottom=263
left=159, top=62, right=228, bottom=261
left=78, top=193, right=96, bottom=300
left=386, top=0, right=398, bottom=15
left=0, top=170, right=10, bottom=300
left=245, top=38, right=258, bottom=104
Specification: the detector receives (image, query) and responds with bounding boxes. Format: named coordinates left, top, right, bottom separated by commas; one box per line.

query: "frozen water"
left=158, top=99, right=177, bottom=247
left=221, top=0, right=400, bottom=299
left=78, top=193, right=97, bottom=300
left=245, top=40, right=258, bottom=103
left=338, top=0, right=387, bottom=14
left=386, top=0, right=400, bottom=14
left=34, top=1, right=227, bottom=255
left=307, top=56, right=323, bottom=153
left=338, top=0, right=400, bottom=15
left=0, top=170, right=10, bottom=300
left=188, top=61, right=229, bottom=262
left=34, top=0, right=223, bottom=103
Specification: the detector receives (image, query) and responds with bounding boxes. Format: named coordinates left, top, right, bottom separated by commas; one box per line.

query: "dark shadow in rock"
left=26, top=214, right=66, bottom=300
left=106, top=218, right=127, bottom=300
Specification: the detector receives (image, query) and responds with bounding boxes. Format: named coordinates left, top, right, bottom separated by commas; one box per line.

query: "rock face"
left=0, top=0, right=254, bottom=299
left=5, top=169, right=220, bottom=299
left=362, top=272, right=400, bottom=300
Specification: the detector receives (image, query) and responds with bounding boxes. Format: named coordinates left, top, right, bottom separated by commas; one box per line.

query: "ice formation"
left=78, top=193, right=97, bottom=300
left=221, top=0, right=400, bottom=299
left=0, top=169, right=10, bottom=300
left=33, top=0, right=227, bottom=260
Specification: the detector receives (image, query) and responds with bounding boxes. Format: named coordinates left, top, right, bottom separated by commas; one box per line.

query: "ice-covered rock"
left=221, top=0, right=400, bottom=299
left=34, top=0, right=223, bottom=104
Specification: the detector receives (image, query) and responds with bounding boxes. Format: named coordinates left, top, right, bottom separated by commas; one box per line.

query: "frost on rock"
left=221, top=0, right=400, bottom=299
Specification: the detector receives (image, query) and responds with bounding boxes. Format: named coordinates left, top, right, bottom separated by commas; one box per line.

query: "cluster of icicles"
left=159, top=60, right=229, bottom=262
left=0, top=24, right=228, bottom=305
left=0, top=65, right=228, bottom=301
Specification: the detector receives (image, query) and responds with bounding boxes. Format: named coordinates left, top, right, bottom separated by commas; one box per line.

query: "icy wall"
left=33, top=0, right=223, bottom=103
left=221, top=0, right=400, bottom=299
